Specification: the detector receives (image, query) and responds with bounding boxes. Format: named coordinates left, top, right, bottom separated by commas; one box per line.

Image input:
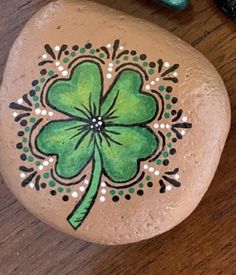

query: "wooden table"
left=0, top=0, right=235, bottom=274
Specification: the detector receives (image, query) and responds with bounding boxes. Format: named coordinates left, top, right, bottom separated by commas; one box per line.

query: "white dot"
left=119, top=46, right=124, bottom=50
left=166, top=124, right=170, bottom=129
left=17, top=98, right=23, bottom=104
left=39, top=165, right=44, bottom=170
left=49, top=158, right=54, bottom=163
left=160, top=124, right=165, bottom=129
left=108, top=63, right=113, bottom=67
left=92, top=118, right=96, bottom=122
left=145, top=85, right=150, bottom=90
left=101, top=189, right=106, bottom=194
left=155, top=77, right=160, bottom=82
left=58, top=66, right=64, bottom=71
left=48, top=111, right=54, bottom=117
left=90, top=125, right=94, bottom=129
left=29, top=183, right=34, bottom=189
left=107, top=44, right=112, bottom=48
left=100, top=196, right=106, bottom=202
left=173, top=72, right=178, bottom=77
left=55, top=61, right=60, bottom=67
left=106, top=73, right=112, bottom=79
left=108, top=67, right=113, bottom=72
left=164, top=62, right=170, bottom=67
left=101, top=182, right=106, bottom=187
left=98, top=121, right=102, bottom=126
left=35, top=108, right=41, bottom=115
left=43, top=161, right=49, bottom=166
left=41, top=110, right=47, bottom=116
left=149, top=167, right=154, bottom=172
left=13, top=112, right=18, bottom=117
left=54, top=45, right=60, bottom=51
left=182, top=116, right=188, bottom=122
left=85, top=180, right=89, bottom=185
left=98, top=117, right=102, bottom=120
left=151, top=81, right=155, bottom=85
left=79, top=186, right=85, bottom=192
left=154, top=170, right=160, bottom=176
left=181, top=130, right=186, bottom=136
left=144, top=164, right=148, bottom=170
left=20, top=173, right=26, bottom=178
left=42, top=54, right=48, bottom=59
left=62, top=71, right=68, bottom=76
left=154, top=123, right=159, bottom=129
left=95, top=124, right=98, bottom=127
left=166, top=185, right=172, bottom=191
left=71, top=191, right=78, bottom=198
left=175, top=174, right=180, bottom=180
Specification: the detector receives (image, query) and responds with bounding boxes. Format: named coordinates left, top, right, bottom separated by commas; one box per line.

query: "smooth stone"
left=0, top=0, right=231, bottom=245
left=152, top=0, right=189, bottom=10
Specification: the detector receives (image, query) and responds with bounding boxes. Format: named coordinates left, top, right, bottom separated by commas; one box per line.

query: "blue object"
left=152, top=0, right=190, bottom=10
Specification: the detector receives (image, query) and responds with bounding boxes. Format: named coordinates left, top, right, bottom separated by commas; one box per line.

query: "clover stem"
left=67, top=147, right=102, bottom=230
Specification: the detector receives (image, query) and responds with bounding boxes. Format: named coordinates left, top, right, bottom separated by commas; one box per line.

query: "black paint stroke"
left=163, top=77, right=178, bottom=83
left=115, top=62, right=149, bottom=81
left=172, top=109, right=183, bottom=122
left=116, top=50, right=129, bottom=59
left=162, top=175, right=181, bottom=187
left=50, top=169, right=86, bottom=186
left=165, top=168, right=179, bottom=175
left=159, top=179, right=166, bottom=193
left=151, top=89, right=164, bottom=120
left=44, top=44, right=56, bottom=59
left=112, top=39, right=120, bottom=60
left=19, top=166, right=34, bottom=173
left=149, top=131, right=166, bottom=162
left=157, top=59, right=163, bottom=73
left=9, top=102, right=32, bottom=112
left=38, top=60, right=54, bottom=66
left=105, top=172, right=145, bottom=189
left=35, top=175, right=41, bottom=191
left=23, top=94, right=32, bottom=107
left=15, top=113, right=30, bottom=122
left=100, top=46, right=110, bottom=59
left=29, top=118, right=45, bottom=160
left=58, top=44, right=68, bottom=60
left=172, top=122, right=192, bottom=129
left=171, top=127, right=183, bottom=139
left=21, top=171, right=37, bottom=187
left=161, top=64, right=179, bottom=77
left=40, top=74, right=58, bottom=107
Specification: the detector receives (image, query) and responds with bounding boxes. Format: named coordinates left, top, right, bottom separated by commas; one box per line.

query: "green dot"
left=29, top=117, right=36, bottom=123
left=165, top=94, right=171, bottom=100
left=40, top=78, right=45, bottom=84
left=71, top=51, right=76, bottom=57
left=25, top=127, right=30, bottom=132
left=43, top=172, right=50, bottom=179
left=33, top=96, right=39, bottom=101
left=146, top=176, right=151, bottom=181
left=133, top=56, right=139, bottom=62
left=110, top=190, right=116, bottom=196
left=143, top=62, right=148, bottom=67
left=57, top=187, right=64, bottom=193
left=99, top=53, right=105, bottom=59
left=28, top=156, right=34, bottom=162
left=164, top=112, right=170, bottom=119
left=49, top=181, right=56, bottom=187
left=35, top=86, right=41, bottom=92
left=80, top=48, right=86, bottom=54
left=166, top=132, right=172, bottom=138
left=35, top=161, right=41, bottom=166
left=139, top=183, right=144, bottom=188
left=23, top=137, right=27, bottom=143
left=35, top=103, right=40, bottom=108
left=23, top=147, right=29, bottom=153
left=129, top=187, right=135, bottom=194
left=118, top=190, right=124, bottom=196
left=66, top=188, right=72, bottom=193
left=156, top=159, right=162, bottom=165
left=63, top=57, right=69, bottom=63
left=163, top=152, right=169, bottom=158
left=48, top=70, right=55, bottom=77
left=90, top=49, right=95, bottom=54
left=116, top=60, right=120, bottom=64
left=149, top=69, right=155, bottom=75
left=167, top=143, right=172, bottom=148
left=124, top=55, right=129, bottom=61
left=166, top=104, right=172, bottom=110
left=159, top=85, right=165, bottom=91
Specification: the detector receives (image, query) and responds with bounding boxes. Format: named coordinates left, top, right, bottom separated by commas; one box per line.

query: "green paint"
left=48, top=70, right=55, bottom=77
left=124, top=56, right=129, bottom=61
left=63, top=58, right=69, bottom=64
left=23, top=147, right=29, bottom=153
left=159, top=85, right=165, bottom=91
left=80, top=48, right=86, bottom=54
left=49, top=181, right=56, bottom=187
left=165, top=94, right=171, bottom=100
left=99, top=53, right=105, bottom=59
left=66, top=188, right=72, bottom=193
left=118, top=190, right=124, bottom=196
left=25, top=127, right=30, bottom=132
left=29, top=117, right=36, bottom=123
left=164, top=112, right=170, bottom=119
left=71, top=51, right=76, bottom=57
left=110, top=190, right=116, bottom=196
left=129, top=187, right=135, bottom=194
left=28, top=156, right=34, bottom=162
left=40, top=78, right=45, bottom=84
left=156, top=159, right=162, bottom=165
left=146, top=176, right=151, bottom=181
left=166, top=132, right=172, bottom=138
left=35, top=103, right=40, bottom=108
left=35, top=161, right=41, bottom=166
left=57, top=187, right=64, bottom=193
left=163, top=152, right=169, bottom=158
left=143, top=62, right=148, bottom=67
left=166, top=104, right=172, bottom=110
left=23, top=137, right=27, bottom=143
left=33, top=96, right=39, bottom=101
left=133, top=56, right=139, bottom=62
left=139, top=183, right=144, bottom=188
left=90, top=49, right=95, bottom=54
left=167, top=142, right=172, bottom=148
left=116, top=60, right=120, bottom=64
left=149, top=69, right=155, bottom=75
left=35, top=86, right=41, bottom=92
left=43, top=172, right=50, bottom=179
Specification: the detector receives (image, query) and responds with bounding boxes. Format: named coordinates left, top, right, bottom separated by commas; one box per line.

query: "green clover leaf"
left=36, top=61, right=158, bottom=229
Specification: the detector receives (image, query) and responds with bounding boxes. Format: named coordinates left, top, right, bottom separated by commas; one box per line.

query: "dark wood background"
left=0, top=0, right=235, bottom=274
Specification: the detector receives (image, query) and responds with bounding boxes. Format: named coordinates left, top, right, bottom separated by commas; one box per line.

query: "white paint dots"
left=29, top=183, right=35, bottom=189
left=166, top=124, right=170, bottom=129
left=149, top=167, right=155, bottom=173
left=164, top=62, right=170, bottom=67
left=145, top=84, right=150, bottom=90
left=154, top=170, right=160, bottom=176
left=143, top=164, right=160, bottom=178
left=35, top=108, right=41, bottom=115
left=54, top=45, right=60, bottom=51
left=101, top=189, right=107, bottom=194
left=58, top=66, right=64, bottom=72
left=101, top=182, right=106, bottom=187
left=100, top=196, right=106, bottom=202
left=151, top=81, right=155, bottom=86
left=49, top=158, right=54, bottom=163
left=166, top=185, right=172, bottom=191
left=17, top=98, right=23, bottom=104
left=182, top=116, right=188, bottom=122
left=160, top=123, right=165, bottom=129
left=48, top=111, right=54, bottom=117
left=154, top=123, right=172, bottom=130
left=181, top=130, right=186, bottom=136
left=12, top=112, right=18, bottom=118
left=107, top=44, right=112, bottom=48
left=119, top=46, right=124, bottom=50
left=71, top=191, right=79, bottom=198
left=42, top=54, right=48, bottom=59
left=154, top=123, right=159, bottom=129
left=43, top=161, right=49, bottom=167
left=38, top=165, right=44, bottom=171
left=143, top=164, right=149, bottom=170
left=175, top=174, right=180, bottom=180
left=55, top=61, right=60, bottom=67
left=106, top=73, right=112, bottom=79
left=85, top=180, right=89, bottom=185
left=108, top=63, right=113, bottom=67
left=155, top=77, right=160, bottom=82
left=108, top=67, right=113, bottom=72
left=20, top=173, right=26, bottom=178
left=79, top=186, right=85, bottom=192
left=62, top=71, right=68, bottom=76
left=173, top=72, right=178, bottom=77
left=41, top=110, right=47, bottom=116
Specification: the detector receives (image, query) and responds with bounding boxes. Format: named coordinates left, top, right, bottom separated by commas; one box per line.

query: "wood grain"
left=0, top=0, right=235, bottom=274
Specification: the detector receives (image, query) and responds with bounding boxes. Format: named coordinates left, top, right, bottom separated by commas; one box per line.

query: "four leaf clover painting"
left=9, top=40, right=192, bottom=230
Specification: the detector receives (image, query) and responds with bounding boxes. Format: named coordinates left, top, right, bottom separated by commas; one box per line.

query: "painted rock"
left=0, top=0, right=230, bottom=245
